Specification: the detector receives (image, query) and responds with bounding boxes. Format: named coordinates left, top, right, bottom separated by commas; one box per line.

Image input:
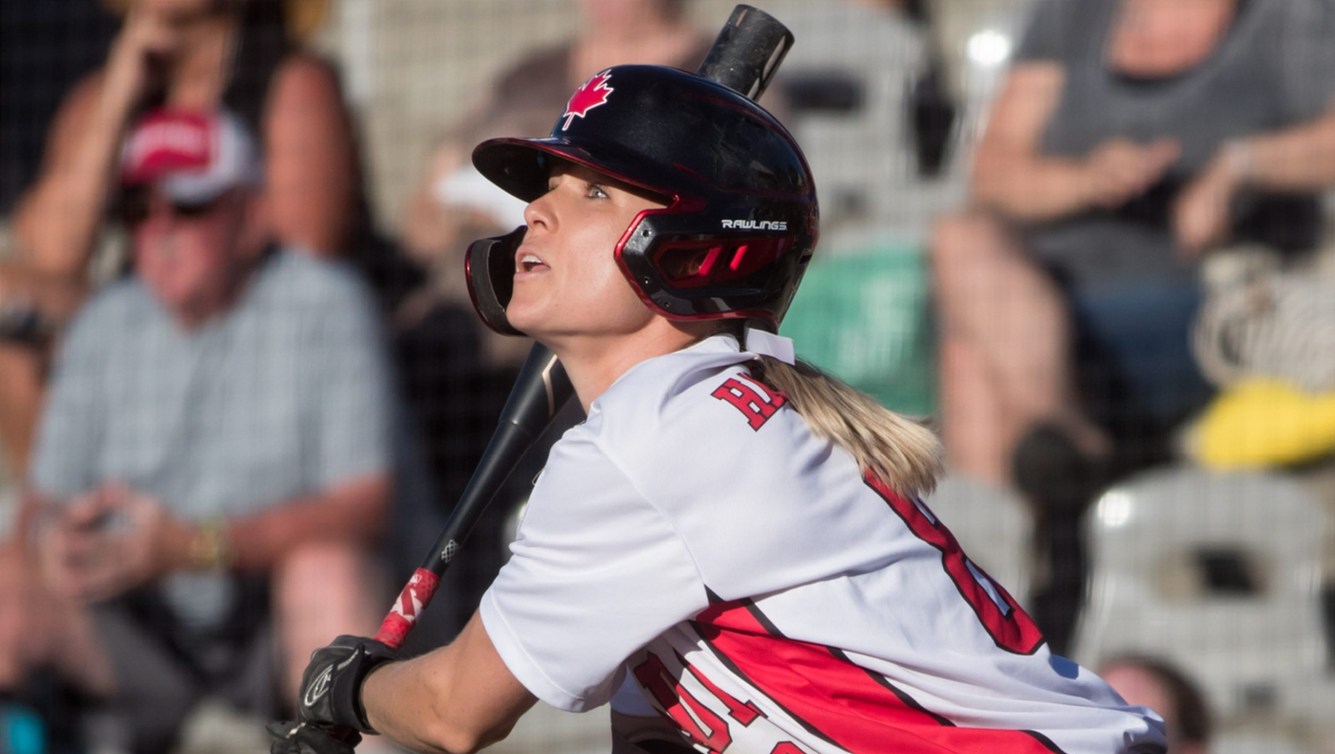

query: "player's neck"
left=549, top=322, right=703, bottom=412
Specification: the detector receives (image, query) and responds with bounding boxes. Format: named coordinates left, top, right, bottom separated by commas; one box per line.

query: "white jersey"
left=480, top=335, right=1165, bottom=754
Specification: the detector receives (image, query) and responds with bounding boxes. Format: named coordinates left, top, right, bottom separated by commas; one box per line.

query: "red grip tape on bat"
left=376, top=568, right=441, bottom=649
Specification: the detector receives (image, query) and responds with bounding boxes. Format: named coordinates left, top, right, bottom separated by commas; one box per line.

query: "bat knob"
left=697, top=4, right=794, bottom=100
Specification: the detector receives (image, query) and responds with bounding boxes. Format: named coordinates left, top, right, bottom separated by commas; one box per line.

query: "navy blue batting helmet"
left=466, top=64, right=819, bottom=335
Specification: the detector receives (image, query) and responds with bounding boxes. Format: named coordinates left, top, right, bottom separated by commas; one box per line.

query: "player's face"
left=507, top=163, right=668, bottom=342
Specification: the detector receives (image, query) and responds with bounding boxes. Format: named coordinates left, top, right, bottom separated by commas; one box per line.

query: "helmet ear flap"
left=465, top=225, right=527, bottom=336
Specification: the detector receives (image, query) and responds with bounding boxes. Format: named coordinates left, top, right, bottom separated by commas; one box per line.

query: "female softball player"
left=273, top=63, right=1167, bottom=754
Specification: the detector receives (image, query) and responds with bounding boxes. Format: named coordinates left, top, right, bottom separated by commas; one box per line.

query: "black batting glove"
left=296, top=634, right=399, bottom=735
left=268, top=720, right=360, bottom=754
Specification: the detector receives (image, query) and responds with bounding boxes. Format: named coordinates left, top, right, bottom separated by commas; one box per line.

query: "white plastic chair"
left=773, top=4, right=932, bottom=243
left=1212, top=727, right=1311, bottom=754
left=924, top=473, right=1036, bottom=609
left=1072, top=465, right=1329, bottom=720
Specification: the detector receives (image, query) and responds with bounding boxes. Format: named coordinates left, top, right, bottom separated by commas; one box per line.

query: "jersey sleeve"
left=479, top=430, right=709, bottom=712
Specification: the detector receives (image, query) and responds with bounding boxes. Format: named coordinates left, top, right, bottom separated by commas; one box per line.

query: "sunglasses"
left=117, top=187, right=232, bottom=226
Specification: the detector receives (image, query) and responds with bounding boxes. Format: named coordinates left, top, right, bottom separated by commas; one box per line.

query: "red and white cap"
left=121, top=108, right=261, bottom=203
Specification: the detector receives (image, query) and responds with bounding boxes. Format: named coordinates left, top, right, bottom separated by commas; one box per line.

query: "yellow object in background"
left=1191, top=379, right=1335, bottom=469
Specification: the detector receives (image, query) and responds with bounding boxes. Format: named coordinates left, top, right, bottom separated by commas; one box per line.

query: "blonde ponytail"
left=748, top=356, right=943, bottom=498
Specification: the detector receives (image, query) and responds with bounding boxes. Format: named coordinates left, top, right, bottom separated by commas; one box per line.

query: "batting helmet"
left=466, top=64, right=819, bottom=336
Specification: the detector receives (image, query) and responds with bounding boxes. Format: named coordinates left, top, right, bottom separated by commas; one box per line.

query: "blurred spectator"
left=1098, top=654, right=1212, bottom=754
left=5, top=109, right=393, bottom=754
left=930, top=0, right=1335, bottom=649
left=0, top=0, right=368, bottom=480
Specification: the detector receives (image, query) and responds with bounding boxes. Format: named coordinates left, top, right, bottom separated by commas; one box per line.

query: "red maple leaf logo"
left=561, top=70, right=614, bottom=130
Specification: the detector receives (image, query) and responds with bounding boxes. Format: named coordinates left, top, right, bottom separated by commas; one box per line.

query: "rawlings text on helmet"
left=721, top=219, right=788, bottom=231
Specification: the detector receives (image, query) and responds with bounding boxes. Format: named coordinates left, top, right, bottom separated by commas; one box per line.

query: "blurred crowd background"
left=2, top=1, right=1335, bottom=753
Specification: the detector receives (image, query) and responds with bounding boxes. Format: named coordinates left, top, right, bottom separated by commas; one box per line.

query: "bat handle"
left=375, top=568, right=441, bottom=649
left=697, top=4, right=794, bottom=101
left=371, top=344, right=572, bottom=650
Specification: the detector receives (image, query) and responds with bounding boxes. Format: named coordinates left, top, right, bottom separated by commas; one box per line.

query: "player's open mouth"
left=518, top=253, right=547, bottom=272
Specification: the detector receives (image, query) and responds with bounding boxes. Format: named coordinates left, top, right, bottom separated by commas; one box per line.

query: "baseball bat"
left=371, top=3, right=794, bottom=651
left=375, top=342, right=572, bottom=648
left=697, top=4, right=794, bottom=100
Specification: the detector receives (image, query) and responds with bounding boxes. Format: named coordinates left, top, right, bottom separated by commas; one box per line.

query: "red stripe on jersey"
left=864, top=476, right=1045, bottom=655
left=693, top=601, right=1063, bottom=754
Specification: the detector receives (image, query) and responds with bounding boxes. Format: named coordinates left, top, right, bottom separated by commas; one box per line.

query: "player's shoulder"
left=593, top=335, right=751, bottom=418
left=584, top=335, right=797, bottom=465
left=542, top=336, right=786, bottom=521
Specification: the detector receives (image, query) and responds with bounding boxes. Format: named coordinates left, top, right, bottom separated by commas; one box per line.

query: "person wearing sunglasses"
left=8, top=108, right=397, bottom=754
left=1, top=0, right=364, bottom=488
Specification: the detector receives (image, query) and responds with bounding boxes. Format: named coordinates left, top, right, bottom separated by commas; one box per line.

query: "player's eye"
left=586, top=183, right=609, bottom=199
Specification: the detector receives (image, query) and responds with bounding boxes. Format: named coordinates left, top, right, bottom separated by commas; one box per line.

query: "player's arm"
left=361, top=611, right=537, bottom=754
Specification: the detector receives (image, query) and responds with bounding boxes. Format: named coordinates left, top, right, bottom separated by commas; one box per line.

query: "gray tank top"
left=1014, top=0, right=1335, bottom=286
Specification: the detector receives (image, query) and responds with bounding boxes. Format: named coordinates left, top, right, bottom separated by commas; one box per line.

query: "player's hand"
left=295, top=635, right=399, bottom=736
left=267, top=720, right=360, bottom=754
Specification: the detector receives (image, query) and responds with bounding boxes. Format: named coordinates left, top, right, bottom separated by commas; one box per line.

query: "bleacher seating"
left=1213, top=727, right=1312, bottom=754
left=1072, top=465, right=1331, bottom=728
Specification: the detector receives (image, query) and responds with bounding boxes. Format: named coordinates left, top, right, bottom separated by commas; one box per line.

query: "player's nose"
left=522, top=192, right=555, bottom=234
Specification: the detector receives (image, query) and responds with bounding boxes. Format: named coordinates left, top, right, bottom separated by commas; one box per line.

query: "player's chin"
left=502, top=300, right=548, bottom=338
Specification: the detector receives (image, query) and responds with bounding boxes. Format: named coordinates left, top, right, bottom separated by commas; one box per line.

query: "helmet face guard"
left=615, top=203, right=811, bottom=322
left=465, top=64, right=819, bottom=335
left=465, top=226, right=526, bottom=336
